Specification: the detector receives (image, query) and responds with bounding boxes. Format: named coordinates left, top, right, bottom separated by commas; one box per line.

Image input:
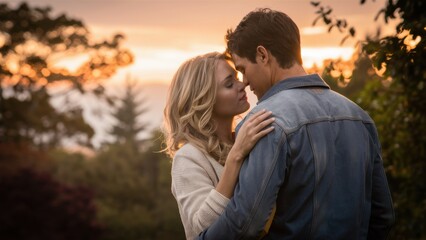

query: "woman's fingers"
left=246, top=109, right=268, bottom=123
left=240, top=109, right=275, bottom=142
left=253, top=116, right=275, bottom=132
left=233, top=110, right=275, bottom=158
left=247, top=110, right=272, bottom=125
left=246, top=110, right=274, bottom=132
left=255, top=126, right=275, bottom=139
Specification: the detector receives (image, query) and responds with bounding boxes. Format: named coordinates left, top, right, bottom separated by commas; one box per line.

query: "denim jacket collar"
left=258, top=74, right=330, bottom=104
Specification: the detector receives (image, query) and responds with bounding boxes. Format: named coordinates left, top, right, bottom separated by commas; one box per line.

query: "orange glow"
left=109, top=45, right=225, bottom=85
left=301, top=26, right=327, bottom=35
left=374, top=63, right=387, bottom=77
left=301, top=47, right=354, bottom=69
left=92, top=69, right=102, bottom=78
left=37, top=77, right=48, bottom=87
left=20, top=64, right=36, bottom=77
left=404, top=35, right=421, bottom=51
left=41, top=68, right=51, bottom=77
left=5, top=58, right=19, bottom=74
left=105, top=46, right=355, bottom=85
left=0, top=33, right=7, bottom=48
left=46, top=80, right=73, bottom=90
left=52, top=53, right=90, bottom=72
left=398, top=30, right=421, bottom=51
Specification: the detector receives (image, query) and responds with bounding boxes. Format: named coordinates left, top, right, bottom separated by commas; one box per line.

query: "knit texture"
left=171, top=143, right=230, bottom=239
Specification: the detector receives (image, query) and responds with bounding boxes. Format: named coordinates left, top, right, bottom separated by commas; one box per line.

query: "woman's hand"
left=229, top=109, right=275, bottom=163
left=217, top=110, right=274, bottom=198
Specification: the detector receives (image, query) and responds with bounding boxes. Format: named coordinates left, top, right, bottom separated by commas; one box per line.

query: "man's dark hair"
left=226, top=8, right=302, bottom=68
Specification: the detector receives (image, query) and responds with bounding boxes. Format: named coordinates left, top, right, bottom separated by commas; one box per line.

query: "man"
left=198, top=8, right=394, bottom=239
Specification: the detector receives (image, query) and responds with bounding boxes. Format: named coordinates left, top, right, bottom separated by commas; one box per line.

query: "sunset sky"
left=11, top=0, right=393, bottom=85
left=7, top=0, right=395, bottom=145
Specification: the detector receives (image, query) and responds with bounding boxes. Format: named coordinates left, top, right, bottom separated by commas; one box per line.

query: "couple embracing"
left=163, top=8, right=395, bottom=240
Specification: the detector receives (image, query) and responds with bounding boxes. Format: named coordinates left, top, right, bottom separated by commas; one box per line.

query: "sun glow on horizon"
left=301, top=26, right=328, bottom=35
left=105, top=45, right=354, bottom=84
left=107, top=44, right=226, bottom=85
left=302, top=47, right=354, bottom=69
left=126, top=46, right=354, bottom=83
left=52, top=46, right=355, bottom=86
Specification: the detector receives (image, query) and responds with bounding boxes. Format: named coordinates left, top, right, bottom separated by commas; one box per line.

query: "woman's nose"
left=238, top=80, right=247, bottom=91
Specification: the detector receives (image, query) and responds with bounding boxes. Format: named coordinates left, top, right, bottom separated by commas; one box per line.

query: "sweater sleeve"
left=171, top=146, right=230, bottom=238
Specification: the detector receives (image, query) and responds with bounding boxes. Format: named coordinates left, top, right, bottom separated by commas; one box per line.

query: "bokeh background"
left=0, top=0, right=424, bottom=239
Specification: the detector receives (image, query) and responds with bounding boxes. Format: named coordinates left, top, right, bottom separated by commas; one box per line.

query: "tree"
left=108, top=76, right=148, bottom=152
left=311, top=0, right=425, bottom=112
left=0, top=2, right=133, bottom=149
left=141, top=129, right=186, bottom=239
left=320, top=50, right=374, bottom=99
left=0, top=3, right=134, bottom=239
left=311, top=1, right=426, bottom=238
left=46, top=143, right=158, bottom=240
left=90, top=77, right=162, bottom=239
left=85, top=130, right=185, bottom=240
left=90, top=144, right=157, bottom=240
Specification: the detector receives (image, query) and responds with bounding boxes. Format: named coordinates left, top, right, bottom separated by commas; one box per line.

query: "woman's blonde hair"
left=163, top=52, right=232, bottom=165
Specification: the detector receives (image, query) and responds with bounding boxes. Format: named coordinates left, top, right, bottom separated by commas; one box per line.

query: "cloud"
left=301, top=26, right=328, bottom=36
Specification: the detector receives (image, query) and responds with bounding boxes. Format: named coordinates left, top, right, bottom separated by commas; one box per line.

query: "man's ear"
left=256, top=46, right=269, bottom=64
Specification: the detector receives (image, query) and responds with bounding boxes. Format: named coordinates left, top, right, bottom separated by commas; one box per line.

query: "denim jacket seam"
left=280, top=117, right=373, bottom=136
left=257, top=74, right=329, bottom=103
left=240, top=127, right=287, bottom=238
left=306, top=127, right=316, bottom=240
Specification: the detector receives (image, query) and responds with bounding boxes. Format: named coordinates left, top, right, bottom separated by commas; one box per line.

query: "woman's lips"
left=240, top=94, right=247, bottom=101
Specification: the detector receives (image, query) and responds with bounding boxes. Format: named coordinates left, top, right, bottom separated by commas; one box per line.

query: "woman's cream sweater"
left=171, top=143, right=230, bottom=240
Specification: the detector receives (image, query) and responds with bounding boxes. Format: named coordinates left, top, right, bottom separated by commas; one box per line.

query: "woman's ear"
left=256, top=46, right=269, bottom=64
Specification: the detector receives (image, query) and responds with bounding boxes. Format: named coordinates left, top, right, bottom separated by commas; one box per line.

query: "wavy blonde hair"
left=163, top=52, right=232, bottom=165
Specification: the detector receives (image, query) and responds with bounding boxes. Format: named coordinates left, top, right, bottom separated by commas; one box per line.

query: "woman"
left=163, top=52, right=274, bottom=239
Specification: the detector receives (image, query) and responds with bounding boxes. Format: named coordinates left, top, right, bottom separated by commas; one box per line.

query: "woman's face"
left=213, top=59, right=250, bottom=119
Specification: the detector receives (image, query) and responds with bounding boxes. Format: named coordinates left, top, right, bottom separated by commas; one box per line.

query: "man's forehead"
left=231, top=53, right=242, bottom=61
left=231, top=53, right=245, bottom=66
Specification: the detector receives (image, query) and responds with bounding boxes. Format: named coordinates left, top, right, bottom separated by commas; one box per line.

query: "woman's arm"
left=172, top=146, right=231, bottom=238
left=171, top=110, right=274, bottom=238
left=216, top=109, right=275, bottom=198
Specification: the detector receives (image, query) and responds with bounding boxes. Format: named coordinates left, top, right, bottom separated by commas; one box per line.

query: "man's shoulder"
left=250, top=88, right=373, bottom=133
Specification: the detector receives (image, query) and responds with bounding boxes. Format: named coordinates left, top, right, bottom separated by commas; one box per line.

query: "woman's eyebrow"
left=222, top=74, right=233, bottom=82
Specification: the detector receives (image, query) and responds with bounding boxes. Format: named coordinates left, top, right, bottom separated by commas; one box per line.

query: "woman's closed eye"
left=225, top=81, right=234, bottom=88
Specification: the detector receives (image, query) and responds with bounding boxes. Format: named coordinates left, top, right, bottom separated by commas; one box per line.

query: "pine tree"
left=108, top=76, right=148, bottom=153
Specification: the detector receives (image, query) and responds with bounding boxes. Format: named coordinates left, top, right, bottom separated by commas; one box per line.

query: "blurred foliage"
left=96, top=81, right=183, bottom=239
left=141, top=130, right=186, bottom=239
left=0, top=2, right=133, bottom=148
left=0, top=168, right=102, bottom=240
left=87, top=143, right=158, bottom=240
left=47, top=80, right=184, bottom=239
left=312, top=0, right=426, bottom=238
left=0, top=2, right=186, bottom=239
left=48, top=131, right=185, bottom=240
left=0, top=141, right=49, bottom=175
left=88, top=78, right=156, bottom=239
left=321, top=50, right=374, bottom=99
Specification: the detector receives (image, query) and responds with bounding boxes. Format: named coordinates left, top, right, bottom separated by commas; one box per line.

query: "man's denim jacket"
left=198, top=74, right=395, bottom=239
